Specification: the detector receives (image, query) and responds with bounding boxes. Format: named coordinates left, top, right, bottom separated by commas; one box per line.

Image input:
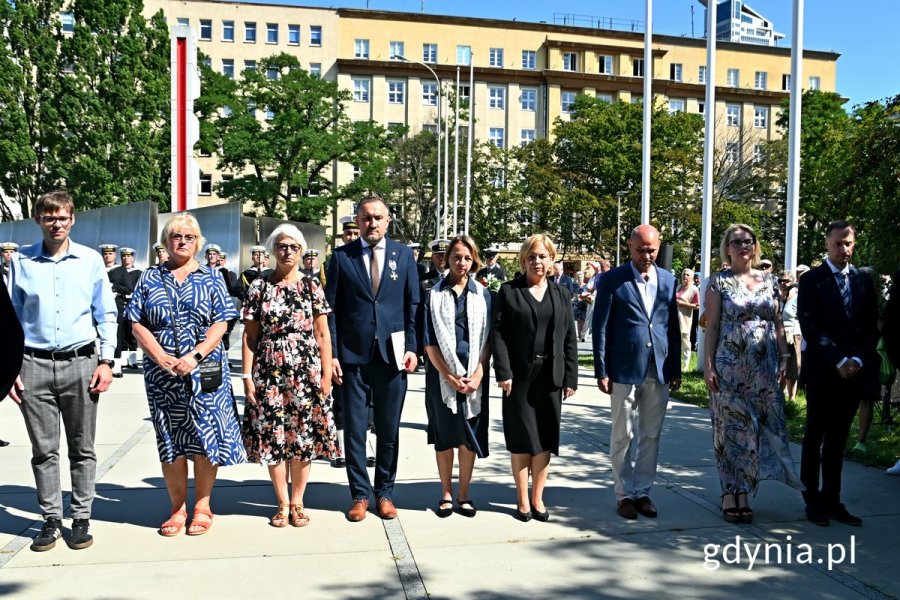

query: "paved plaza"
left=1, top=340, right=898, bottom=599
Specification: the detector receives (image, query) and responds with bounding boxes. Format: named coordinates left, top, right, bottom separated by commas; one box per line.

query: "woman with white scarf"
left=423, top=236, right=492, bottom=518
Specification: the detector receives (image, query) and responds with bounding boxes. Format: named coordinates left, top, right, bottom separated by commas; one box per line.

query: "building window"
left=352, top=78, right=370, bottom=102
left=422, top=123, right=438, bottom=135
left=520, top=129, right=536, bottom=146
left=727, top=68, right=740, bottom=87
left=726, top=103, right=740, bottom=127
left=489, top=47, right=504, bottom=67
left=596, top=93, right=613, bottom=104
left=309, top=63, right=321, bottom=77
left=782, top=74, right=791, bottom=91
left=310, top=25, right=322, bottom=46
left=288, top=24, right=300, bottom=45
left=489, top=127, right=505, bottom=148
left=698, top=65, right=707, bottom=84
left=422, top=82, right=438, bottom=106
left=563, top=52, right=578, bottom=72
left=222, top=59, right=234, bottom=79
left=177, top=18, right=189, bottom=27
left=488, top=86, right=505, bottom=109
left=243, top=59, right=256, bottom=73
left=522, top=50, right=536, bottom=70
left=266, top=66, right=279, bottom=80
left=247, top=101, right=256, bottom=117
left=355, top=39, right=370, bottom=59
left=458, top=85, right=470, bottom=102
left=388, top=80, right=405, bottom=104
left=199, top=173, right=212, bottom=195
left=725, top=142, right=739, bottom=164
left=668, top=99, right=685, bottom=114
left=754, top=71, right=767, bottom=90
left=632, top=58, right=644, bottom=77
left=561, top=91, right=576, bottom=113
left=423, top=43, right=437, bottom=63
left=266, top=23, right=278, bottom=44
left=352, top=165, right=362, bottom=180
left=808, top=76, right=821, bottom=90
left=520, top=87, right=537, bottom=111
left=222, top=20, right=234, bottom=42
left=244, top=22, right=256, bottom=43
left=390, top=41, right=404, bottom=60
left=753, top=106, right=768, bottom=129
left=698, top=101, right=705, bottom=114
left=265, top=106, right=275, bottom=121
left=599, top=55, right=613, bottom=75
left=199, top=19, right=212, bottom=41
left=456, top=45, right=471, bottom=65
left=670, top=63, right=682, bottom=82
left=753, top=144, right=764, bottom=164
left=60, top=12, right=75, bottom=33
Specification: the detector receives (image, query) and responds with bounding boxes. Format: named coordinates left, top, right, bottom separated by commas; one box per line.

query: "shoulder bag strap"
left=159, top=273, right=182, bottom=358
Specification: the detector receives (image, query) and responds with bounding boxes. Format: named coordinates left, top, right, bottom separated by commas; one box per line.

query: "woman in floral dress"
left=241, top=224, right=336, bottom=527
left=703, top=224, right=803, bottom=524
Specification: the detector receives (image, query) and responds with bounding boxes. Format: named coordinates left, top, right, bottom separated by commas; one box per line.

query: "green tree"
left=54, top=0, right=170, bottom=210
left=386, top=129, right=439, bottom=245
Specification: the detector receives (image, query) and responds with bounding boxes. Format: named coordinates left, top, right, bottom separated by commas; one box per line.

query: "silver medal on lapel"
left=388, top=258, right=398, bottom=281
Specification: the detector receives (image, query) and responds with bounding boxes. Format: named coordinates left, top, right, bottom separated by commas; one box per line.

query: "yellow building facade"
left=143, top=2, right=840, bottom=232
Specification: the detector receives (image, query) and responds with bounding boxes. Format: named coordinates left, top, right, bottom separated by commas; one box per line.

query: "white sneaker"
left=887, top=460, right=900, bottom=475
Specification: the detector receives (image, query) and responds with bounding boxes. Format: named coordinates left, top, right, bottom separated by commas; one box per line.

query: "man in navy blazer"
left=592, top=225, right=681, bottom=520
left=325, top=196, right=420, bottom=522
left=798, top=220, right=878, bottom=526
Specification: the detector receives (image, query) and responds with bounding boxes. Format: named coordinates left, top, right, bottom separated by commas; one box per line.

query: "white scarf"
left=430, top=279, right=488, bottom=419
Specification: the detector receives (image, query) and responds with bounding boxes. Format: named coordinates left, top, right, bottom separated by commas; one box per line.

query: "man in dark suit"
left=241, top=245, right=267, bottom=290
left=325, top=196, right=420, bottom=522
left=550, top=261, right=575, bottom=294
left=593, top=225, right=681, bottom=520
left=798, top=220, right=879, bottom=526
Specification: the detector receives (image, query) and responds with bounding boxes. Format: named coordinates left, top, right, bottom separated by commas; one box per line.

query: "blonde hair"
left=518, top=233, right=557, bottom=276
left=160, top=213, right=206, bottom=258
left=719, top=223, right=761, bottom=268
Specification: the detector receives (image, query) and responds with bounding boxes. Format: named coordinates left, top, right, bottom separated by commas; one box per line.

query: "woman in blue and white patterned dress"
left=128, top=213, right=245, bottom=537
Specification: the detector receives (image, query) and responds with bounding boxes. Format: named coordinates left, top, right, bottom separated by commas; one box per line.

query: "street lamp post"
left=616, top=190, right=627, bottom=266
left=396, top=54, right=441, bottom=238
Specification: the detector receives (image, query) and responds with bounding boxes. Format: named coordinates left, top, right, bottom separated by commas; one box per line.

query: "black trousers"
left=114, top=297, right=137, bottom=357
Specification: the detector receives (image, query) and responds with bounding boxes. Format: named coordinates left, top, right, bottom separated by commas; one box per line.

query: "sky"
left=270, top=0, right=898, bottom=108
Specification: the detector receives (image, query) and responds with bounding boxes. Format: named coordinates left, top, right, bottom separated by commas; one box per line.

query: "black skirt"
left=425, top=363, right=490, bottom=457
left=502, top=358, right=562, bottom=455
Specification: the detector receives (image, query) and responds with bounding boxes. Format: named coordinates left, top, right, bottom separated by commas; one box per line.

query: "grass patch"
left=580, top=351, right=900, bottom=469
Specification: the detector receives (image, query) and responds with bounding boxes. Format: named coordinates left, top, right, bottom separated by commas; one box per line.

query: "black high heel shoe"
left=513, top=508, right=532, bottom=522
left=530, top=503, right=550, bottom=522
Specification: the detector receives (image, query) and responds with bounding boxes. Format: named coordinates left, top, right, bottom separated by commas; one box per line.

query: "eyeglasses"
left=275, top=243, right=302, bottom=254
left=40, top=215, right=71, bottom=225
left=169, top=234, right=197, bottom=244
left=728, top=238, right=755, bottom=248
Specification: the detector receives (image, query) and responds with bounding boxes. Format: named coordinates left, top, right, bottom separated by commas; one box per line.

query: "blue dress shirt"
left=9, top=239, right=118, bottom=360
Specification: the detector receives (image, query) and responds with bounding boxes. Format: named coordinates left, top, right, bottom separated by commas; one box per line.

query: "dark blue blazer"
left=325, top=237, right=420, bottom=365
left=592, top=263, right=681, bottom=385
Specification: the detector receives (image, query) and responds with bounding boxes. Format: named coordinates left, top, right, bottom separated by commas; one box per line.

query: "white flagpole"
left=443, top=83, right=450, bottom=238
left=464, top=58, right=474, bottom=235
left=785, top=0, right=804, bottom=271
left=640, top=0, right=653, bottom=224
left=697, top=0, right=717, bottom=372
left=453, top=67, right=461, bottom=236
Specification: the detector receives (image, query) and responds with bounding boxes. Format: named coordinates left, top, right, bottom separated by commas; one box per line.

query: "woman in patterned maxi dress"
left=128, top=213, right=245, bottom=537
left=241, top=224, right=336, bottom=528
left=703, top=224, right=803, bottom=524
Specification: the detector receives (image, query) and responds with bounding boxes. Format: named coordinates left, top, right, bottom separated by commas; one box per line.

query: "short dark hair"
left=356, top=195, right=389, bottom=215
left=825, top=220, right=855, bottom=236
left=34, top=190, right=74, bottom=217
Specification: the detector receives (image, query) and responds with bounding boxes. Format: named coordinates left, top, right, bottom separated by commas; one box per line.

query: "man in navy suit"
left=551, top=262, right=575, bottom=294
left=798, top=220, right=878, bottom=526
left=325, top=196, right=420, bottom=522
left=592, top=225, right=681, bottom=520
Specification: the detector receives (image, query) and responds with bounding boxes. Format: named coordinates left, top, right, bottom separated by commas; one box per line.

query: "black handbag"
left=161, top=273, right=223, bottom=394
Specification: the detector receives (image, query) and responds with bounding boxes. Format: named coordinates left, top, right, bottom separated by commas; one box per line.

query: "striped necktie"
left=834, top=271, right=851, bottom=316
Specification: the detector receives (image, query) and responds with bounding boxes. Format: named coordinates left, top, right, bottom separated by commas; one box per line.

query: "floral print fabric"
left=708, top=270, right=803, bottom=495
left=241, top=276, right=337, bottom=464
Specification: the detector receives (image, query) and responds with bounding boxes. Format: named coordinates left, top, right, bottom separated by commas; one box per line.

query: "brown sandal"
left=289, top=504, right=310, bottom=527
left=270, top=503, right=290, bottom=528
left=187, top=508, right=214, bottom=536
left=159, top=509, right=188, bottom=537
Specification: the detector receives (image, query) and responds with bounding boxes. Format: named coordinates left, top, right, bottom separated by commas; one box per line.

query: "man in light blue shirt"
left=7, top=190, right=117, bottom=552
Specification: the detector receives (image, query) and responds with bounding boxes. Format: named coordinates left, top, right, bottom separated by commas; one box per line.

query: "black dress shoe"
left=617, top=498, right=638, bottom=520
left=805, top=504, right=829, bottom=527
left=513, top=508, right=532, bottom=522
left=0, top=439, right=9, bottom=447
left=827, top=504, right=862, bottom=526
left=366, top=456, right=376, bottom=467
left=530, top=504, right=549, bottom=522
left=436, top=499, right=453, bottom=518
left=330, top=456, right=346, bottom=468
left=635, top=496, right=657, bottom=518
left=456, top=499, right=477, bottom=518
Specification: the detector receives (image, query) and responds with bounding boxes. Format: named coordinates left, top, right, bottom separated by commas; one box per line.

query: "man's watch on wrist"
left=192, top=351, right=203, bottom=362
left=99, top=359, right=115, bottom=368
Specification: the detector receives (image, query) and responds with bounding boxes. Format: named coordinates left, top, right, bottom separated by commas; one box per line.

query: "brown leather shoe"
left=347, top=498, right=369, bottom=522
left=617, top=498, right=638, bottom=520
left=376, top=497, right=397, bottom=520
left=635, top=496, right=658, bottom=518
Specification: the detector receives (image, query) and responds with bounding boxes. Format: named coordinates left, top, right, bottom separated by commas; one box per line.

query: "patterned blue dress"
left=126, top=264, right=246, bottom=466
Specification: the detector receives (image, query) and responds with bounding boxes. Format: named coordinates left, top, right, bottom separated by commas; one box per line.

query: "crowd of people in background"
left=3, top=190, right=899, bottom=553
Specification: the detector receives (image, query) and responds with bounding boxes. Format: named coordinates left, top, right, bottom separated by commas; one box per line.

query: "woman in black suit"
left=493, top=234, right=578, bottom=522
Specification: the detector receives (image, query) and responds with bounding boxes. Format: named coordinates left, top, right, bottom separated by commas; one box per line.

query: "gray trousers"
left=19, top=354, right=99, bottom=519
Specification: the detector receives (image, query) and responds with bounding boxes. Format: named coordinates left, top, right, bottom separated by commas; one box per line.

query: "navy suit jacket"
left=592, top=263, right=681, bottom=385
left=797, top=262, right=879, bottom=384
left=325, top=237, right=420, bottom=365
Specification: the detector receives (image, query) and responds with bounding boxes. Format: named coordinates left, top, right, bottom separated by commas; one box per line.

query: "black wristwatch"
left=192, top=351, right=204, bottom=362
left=99, top=359, right=115, bottom=368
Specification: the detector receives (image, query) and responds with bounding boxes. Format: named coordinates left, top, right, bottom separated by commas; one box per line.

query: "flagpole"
left=464, top=58, right=474, bottom=235
left=640, top=0, right=653, bottom=224
left=453, top=66, right=461, bottom=236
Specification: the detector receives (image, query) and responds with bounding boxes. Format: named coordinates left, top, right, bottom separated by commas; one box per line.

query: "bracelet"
left=240, top=373, right=252, bottom=380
